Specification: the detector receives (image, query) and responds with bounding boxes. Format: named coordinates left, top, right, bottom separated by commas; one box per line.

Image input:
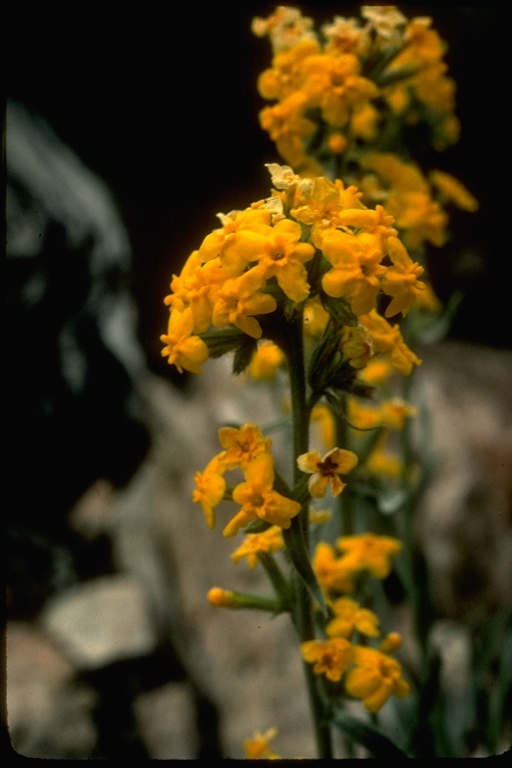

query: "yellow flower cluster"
left=302, top=533, right=409, bottom=713
left=161, top=164, right=425, bottom=378
left=313, top=532, right=403, bottom=595
left=193, top=423, right=301, bottom=537
left=301, top=631, right=410, bottom=713
left=358, top=153, right=478, bottom=250
left=253, top=5, right=462, bottom=173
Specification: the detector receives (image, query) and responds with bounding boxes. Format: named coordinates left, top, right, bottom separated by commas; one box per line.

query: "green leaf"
left=232, top=336, right=258, bottom=374
left=332, top=709, right=410, bottom=758
left=283, top=517, right=328, bottom=617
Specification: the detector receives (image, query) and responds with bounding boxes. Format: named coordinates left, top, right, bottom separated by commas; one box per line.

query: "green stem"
left=284, top=312, right=333, bottom=760
left=335, top=397, right=353, bottom=536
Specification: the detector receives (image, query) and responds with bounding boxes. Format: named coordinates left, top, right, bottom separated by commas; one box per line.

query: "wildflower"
left=336, top=533, right=402, bottom=579
left=311, top=404, right=336, bottom=451
left=160, top=307, right=209, bottom=374
left=244, top=727, right=280, bottom=760
left=379, top=398, right=417, bottom=429
left=360, top=309, right=422, bottom=376
left=212, top=269, right=277, bottom=339
left=361, top=5, right=407, bottom=44
left=207, top=587, right=238, bottom=607
left=356, top=357, right=394, bottom=387
left=303, top=296, right=330, bottom=337
left=166, top=252, right=225, bottom=333
left=345, top=644, right=411, bottom=712
left=346, top=398, right=382, bottom=430
left=413, top=281, right=442, bottom=313
left=217, top=423, right=273, bottom=471
left=225, top=454, right=301, bottom=537
left=299, top=51, right=379, bottom=128
left=381, top=235, right=426, bottom=317
left=340, top=324, right=373, bottom=369
left=247, top=341, right=286, bottom=381
left=198, top=207, right=272, bottom=273
left=358, top=153, right=449, bottom=249
left=192, top=456, right=226, bottom=529
left=301, top=637, right=352, bottom=682
left=252, top=5, right=315, bottom=52
left=313, top=542, right=358, bottom=594
left=321, top=230, right=387, bottom=316
left=265, top=162, right=313, bottom=193
left=379, top=631, right=404, bottom=654
left=429, top=169, right=479, bottom=212
left=231, top=526, right=284, bottom=569
left=326, top=596, right=380, bottom=639
left=322, top=15, right=370, bottom=57
left=297, top=447, right=358, bottom=498
left=291, top=176, right=364, bottom=248
left=259, top=92, right=316, bottom=170
left=232, top=217, right=315, bottom=303
left=328, top=132, right=348, bottom=155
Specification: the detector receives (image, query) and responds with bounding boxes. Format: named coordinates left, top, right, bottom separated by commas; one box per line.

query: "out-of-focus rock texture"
left=5, top=7, right=511, bottom=760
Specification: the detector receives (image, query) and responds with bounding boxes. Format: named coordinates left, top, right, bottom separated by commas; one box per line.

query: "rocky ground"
left=5, top=340, right=512, bottom=760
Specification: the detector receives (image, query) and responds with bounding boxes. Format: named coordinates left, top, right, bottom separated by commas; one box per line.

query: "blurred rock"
left=40, top=575, right=158, bottom=670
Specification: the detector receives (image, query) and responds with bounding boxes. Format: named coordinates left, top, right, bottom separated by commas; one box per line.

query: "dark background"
left=7, top=5, right=508, bottom=366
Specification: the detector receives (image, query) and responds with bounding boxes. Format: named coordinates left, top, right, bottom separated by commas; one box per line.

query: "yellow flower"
left=297, top=447, right=358, bottom=498
left=326, top=597, right=380, bottom=639
left=345, top=645, right=411, bottom=712
left=381, top=235, right=426, bottom=317
left=197, top=207, right=272, bottom=271
left=340, top=324, right=373, bottom=369
left=336, top=533, right=402, bottom=579
left=413, top=281, right=442, bottom=313
left=166, top=252, right=226, bottom=333
left=231, top=526, right=284, bottom=569
left=212, top=269, right=277, bottom=339
left=301, top=637, right=353, bottom=682
left=247, top=341, right=286, bottom=381
left=303, top=296, right=330, bottom=337
left=207, top=587, right=238, bottom=608
left=379, top=398, right=417, bottom=430
left=252, top=5, right=316, bottom=52
left=346, top=398, right=382, bottom=430
left=359, top=309, right=422, bottom=376
left=311, top=404, right=336, bottom=451
left=192, top=456, right=226, bottom=529
left=291, top=175, right=364, bottom=248
left=259, top=92, right=316, bottom=169
left=299, top=52, right=379, bottom=128
left=429, top=169, right=479, bottom=212
left=313, top=542, right=358, bottom=594
left=231, top=218, right=315, bottom=303
left=356, top=357, right=394, bottom=387
left=217, top=423, right=273, bottom=471
left=244, top=727, right=280, bottom=760
left=321, top=230, right=387, bottom=316
left=225, top=454, right=301, bottom=537
left=160, top=307, right=209, bottom=374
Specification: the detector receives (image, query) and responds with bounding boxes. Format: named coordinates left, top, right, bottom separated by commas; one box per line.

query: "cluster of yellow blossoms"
left=253, top=5, right=462, bottom=170
left=161, top=163, right=426, bottom=379
left=301, top=530, right=410, bottom=712
left=252, top=7, right=478, bottom=251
